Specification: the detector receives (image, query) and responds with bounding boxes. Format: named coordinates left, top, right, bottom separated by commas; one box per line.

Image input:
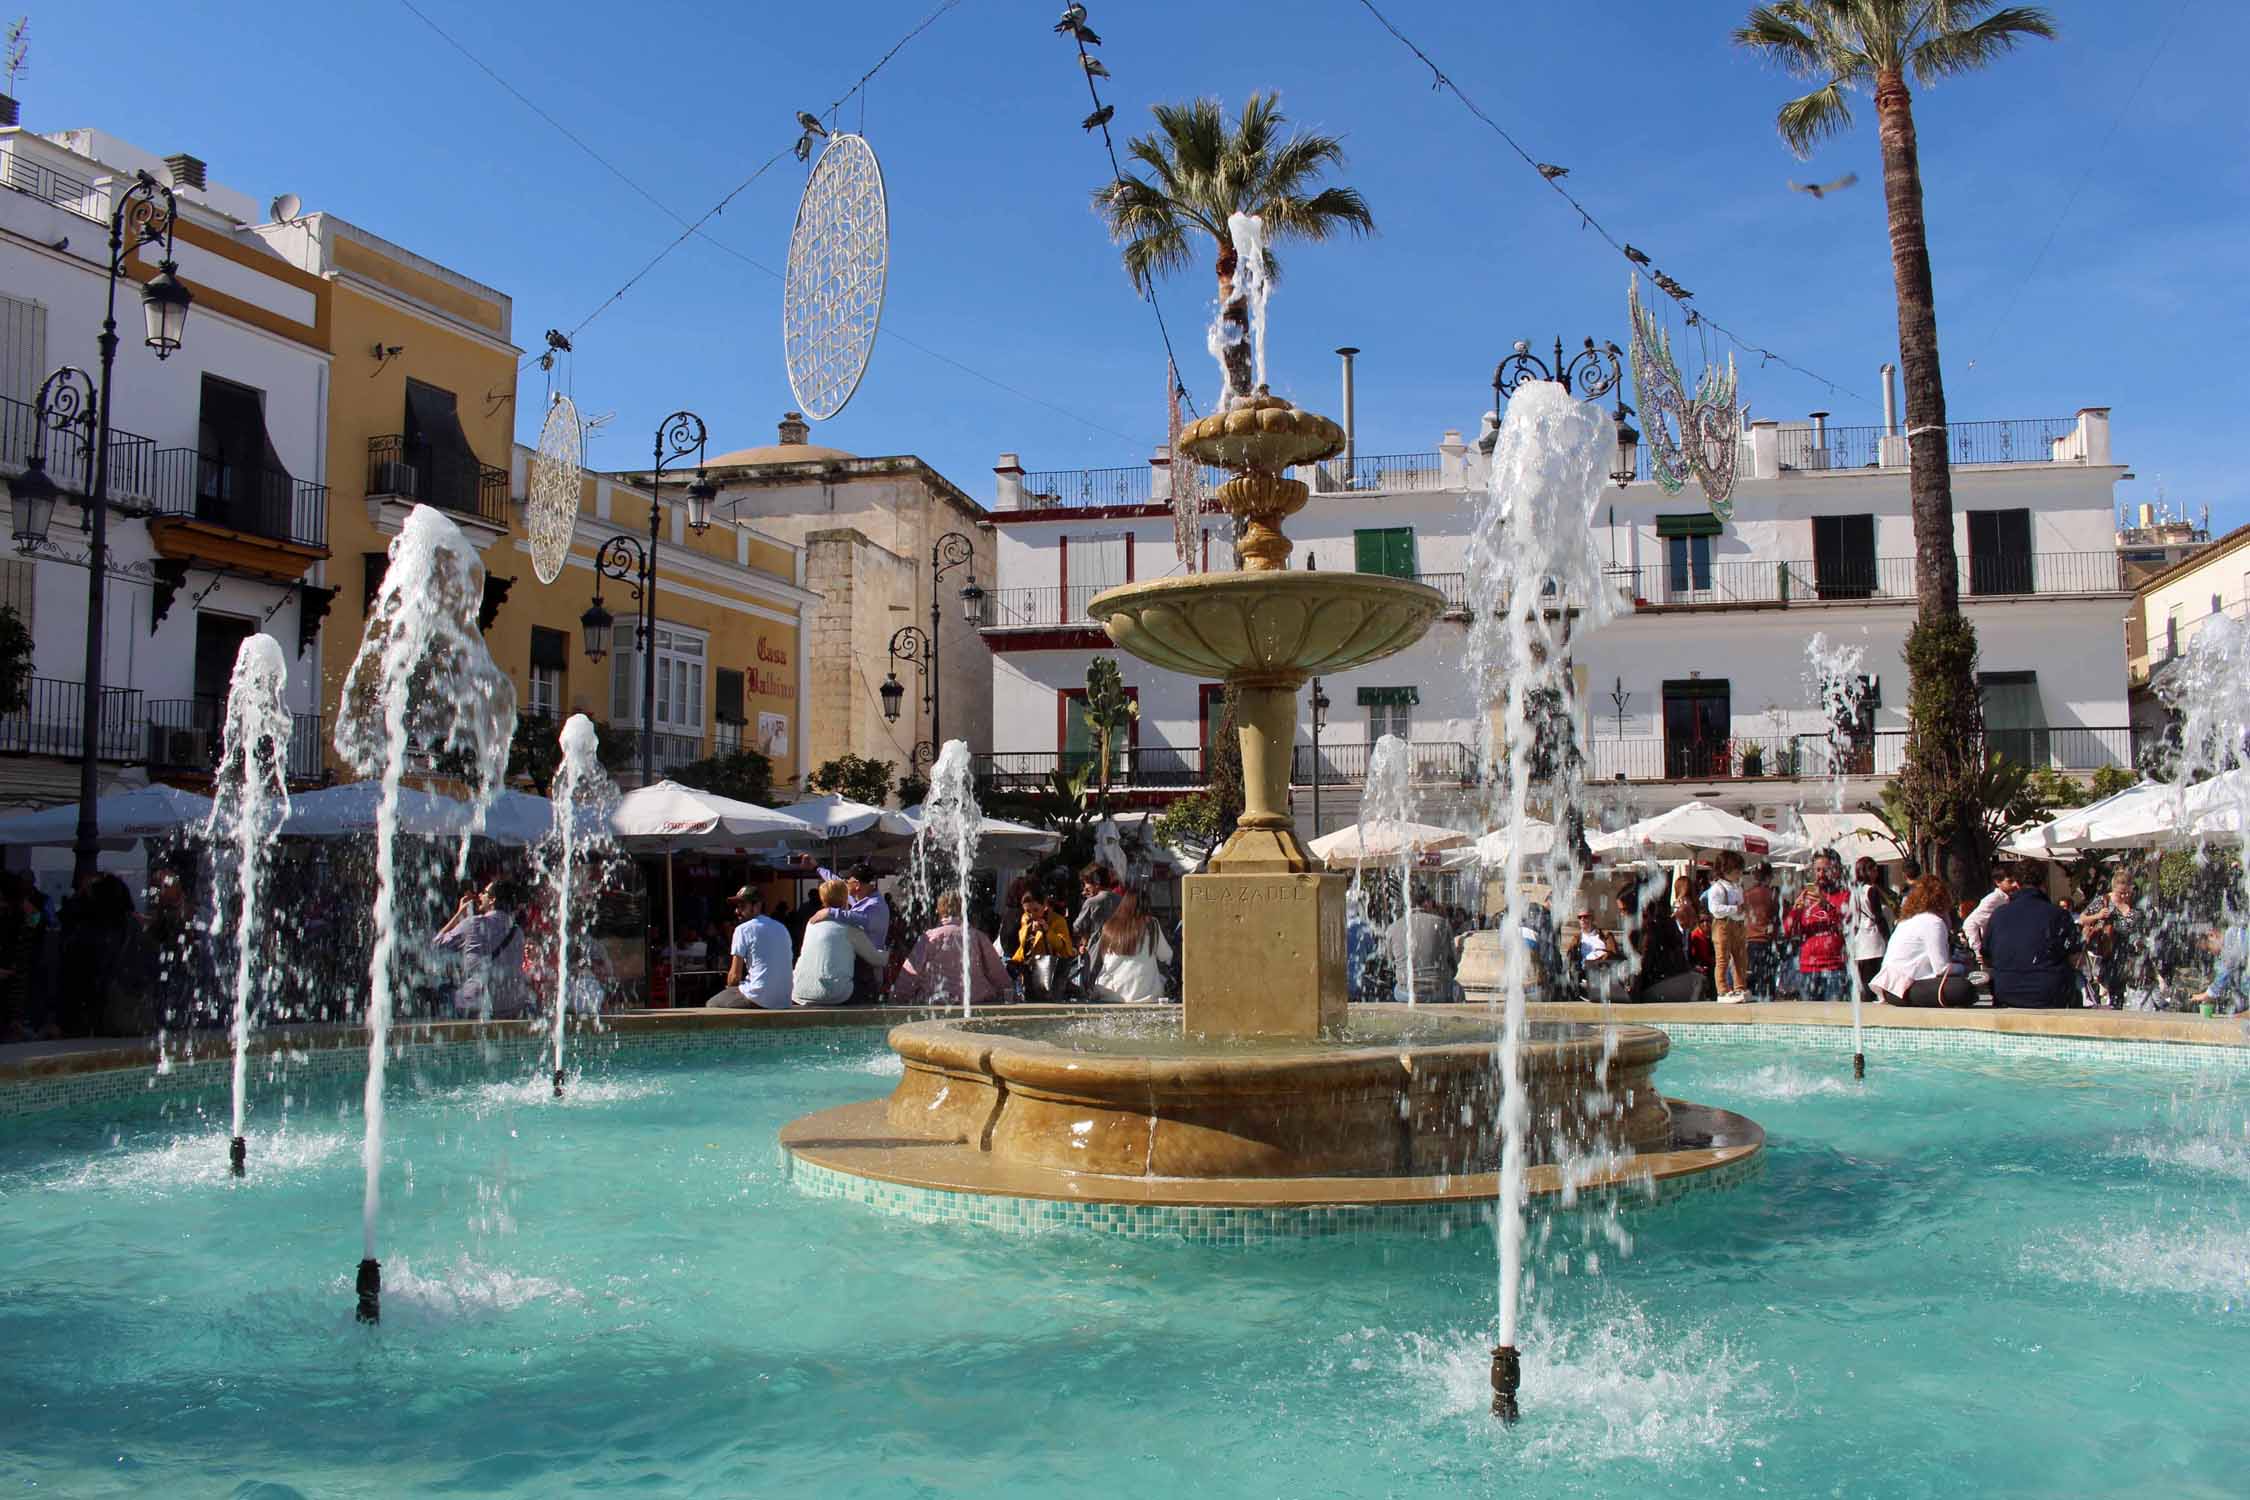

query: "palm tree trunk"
left=1214, top=239, right=1253, bottom=402
left=1878, top=71, right=1986, bottom=895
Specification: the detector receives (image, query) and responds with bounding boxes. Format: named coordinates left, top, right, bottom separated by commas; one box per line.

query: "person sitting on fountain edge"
left=1383, top=890, right=1458, bottom=1003
left=1983, top=859, right=2082, bottom=1008
left=890, top=890, right=1011, bottom=1009
left=797, top=880, right=884, bottom=1007
left=1870, top=875, right=1976, bottom=1007
left=832, top=863, right=891, bottom=1005
left=708, top=886, right=793, bottom=1010
left=1613, top=881, right=1706, bottom=1004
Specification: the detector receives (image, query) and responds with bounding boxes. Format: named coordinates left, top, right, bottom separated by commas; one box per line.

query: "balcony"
left=0, top=391, right=158, bottom=508
left=145, top=698, right=327, bottom=782
left=366, top=435, right=509, bottom=533
left=1586, top=725, right=2134, bottom=784
left=1775, top=417, right=2082, bottom=473
left=974, top=739, right=1476, bottom=797
left=1311, top=452, right=1447, bottom=493
left=0, top=677, right=144, bottom=761
left=1609, top=550, right=2123, bottom=611
left=1295, top=740, right=1476, bottom=785
left=1019, top=465, right=1151, bottom=511
left=145, top=449, right=329, bottom=580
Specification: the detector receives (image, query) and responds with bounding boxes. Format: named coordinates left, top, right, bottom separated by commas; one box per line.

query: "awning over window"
left=529, top=625, right=568, bottom=671
left=1655, top=513, right=1722, bottom=538
left=1357, top=686, right=1419, bottom=707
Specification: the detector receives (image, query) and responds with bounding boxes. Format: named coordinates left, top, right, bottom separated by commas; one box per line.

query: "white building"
left=0, top=124, right=331, bottom=842
left=979, top=404, right=2133, bottom=834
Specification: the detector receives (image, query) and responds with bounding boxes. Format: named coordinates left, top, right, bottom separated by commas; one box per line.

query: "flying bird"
left=1624, top=244, right=1651, bottom=267
left=1081, top=54, right=1110, bottom=78
left=795, top=111, right=829, bottom=138
left=1788, top=172, right=1858, bottom=199
left=1535, top=162, right=1568, bottom=181
left=1081, top=105, right=1115, bottom=131
left=1053, top=3, right=1086, bottom=31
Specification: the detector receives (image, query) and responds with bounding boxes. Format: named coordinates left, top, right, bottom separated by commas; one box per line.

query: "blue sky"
left=27, top=0, right=2246, bottom=527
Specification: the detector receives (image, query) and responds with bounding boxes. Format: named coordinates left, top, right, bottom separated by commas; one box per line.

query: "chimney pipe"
left=1809, top=410, right=1829, bottom=446
left=164, top=153, right=206, bottom=191
left=1335, top=346, right=1359, bottom=473
left=1880, top=363, right=1898, bottom=435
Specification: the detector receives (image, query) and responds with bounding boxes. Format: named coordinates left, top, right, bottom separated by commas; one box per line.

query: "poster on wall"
left=758, top=712, right=789, bottom=759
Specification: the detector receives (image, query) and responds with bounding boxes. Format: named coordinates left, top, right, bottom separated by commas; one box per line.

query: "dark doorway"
left=1812, top=514, right=1877, bottom=599
left=1662, top=678, right=1731, bottom=779
left=1968, top=509, right=2034, bottom=596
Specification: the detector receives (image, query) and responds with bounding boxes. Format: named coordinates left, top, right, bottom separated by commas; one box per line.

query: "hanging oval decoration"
left=783, top=133, right=888, bottom=422
left=526, top=392, right=584, bottom=585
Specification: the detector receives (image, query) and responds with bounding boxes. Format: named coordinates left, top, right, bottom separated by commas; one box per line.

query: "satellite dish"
left=783, top=133, right=887, bottom=422
left=526, top=394, right=584, bottom=586
left=269, top=192, right=302, bottom=223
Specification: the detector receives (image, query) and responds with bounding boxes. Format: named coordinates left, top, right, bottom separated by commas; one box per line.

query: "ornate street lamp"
left=583, top=410, right=709, bottom=784
left=21, top=171, right=191, bottom=883
left=1493, top=335, right=1625, bottom=404
left=885, top=624, right=934, bottom=769
left=1609, top=396, right=1640, bottom=487
left=1309, top=678, right=1331, bottom=837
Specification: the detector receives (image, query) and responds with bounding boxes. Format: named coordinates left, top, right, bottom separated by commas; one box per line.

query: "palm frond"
left=1732, top=3, right=1829, bottom=76
left=1120, top=227, right=1193, bottom=296
left=1909, top=6, right=2057, bottom=83
left=1775, top=81, right=1853, bottom=156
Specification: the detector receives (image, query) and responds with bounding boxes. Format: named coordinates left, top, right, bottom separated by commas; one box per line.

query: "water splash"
left=1461, top=380, right=1617, bottom=1362
left=1208, top=212, right=1271, bottom=408
left=1804, top=631, right=1870, bottom=1066
left=1361, top=735, right=1417, bottom=1002
left=205, top=634, right=294, bottom=1169
left=536, top=715, right=620, bottom=1092
left=333, top=505, right=517, bottom=1280
left=909, top=740, right=984, bottom=1017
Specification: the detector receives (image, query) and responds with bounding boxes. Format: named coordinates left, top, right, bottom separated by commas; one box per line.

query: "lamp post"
left=1308, top=679, right=1330, bottom=838
left=1490, top=336, right=1640, bottom=485
left=6, top=170, right=193, bottom=885
left=880, top=530, right=982, bottom=770
left=579, top=410, right=713, bottom=785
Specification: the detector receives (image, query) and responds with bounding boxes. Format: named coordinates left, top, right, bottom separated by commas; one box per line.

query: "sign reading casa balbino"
left=746, top=635, right=792, bottom=699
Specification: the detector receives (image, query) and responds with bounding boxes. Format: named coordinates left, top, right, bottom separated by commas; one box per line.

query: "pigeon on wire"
left=1082, top=105, right=1115, bottom=131
left=1788, top=172, right=1859, bottom=199
left=1053, top=3, right=1086, bottom=30
left=795, top=111, right=829, bottom=138
left=1653, top=272, right=1693, bottom=301
left=1081, top=54, right=1110, bottom=78
left=1536, top=162, right=1569, bottom=180
left=1624, top=244, right=1651, bottom=267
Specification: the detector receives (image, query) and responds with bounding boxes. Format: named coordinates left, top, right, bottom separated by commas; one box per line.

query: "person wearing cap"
left=708, top=886, right=794, bottom=1010
left=835, top=862, right=891, bottom=1004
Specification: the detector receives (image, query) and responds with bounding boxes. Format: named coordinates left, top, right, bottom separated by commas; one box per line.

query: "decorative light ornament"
left=1628, top=276, right=1740, bottom=516
left=783, top=132, right=888, bottom=422
left=527, top=393, right=584, bottom=585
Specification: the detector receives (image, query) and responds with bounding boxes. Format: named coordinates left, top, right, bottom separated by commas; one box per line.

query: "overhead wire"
left=1353, top=0, right=1868, bottom=408
left=1058, top=9, right=1199, bottom=416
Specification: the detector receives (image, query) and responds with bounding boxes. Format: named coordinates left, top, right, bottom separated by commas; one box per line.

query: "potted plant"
left=1740, top=742, right=1765, bottom=778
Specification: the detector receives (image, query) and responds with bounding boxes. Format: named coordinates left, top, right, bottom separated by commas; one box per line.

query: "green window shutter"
left=1387, top=528, right=1416, bottom=579
left=1356, top=686, right=1420, bottom=707
left=1354, top=529, right=1382, bottom=573
left=1655, top=513, right=1722, bottom=539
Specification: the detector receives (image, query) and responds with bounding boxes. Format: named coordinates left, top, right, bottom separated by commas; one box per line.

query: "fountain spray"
left=1362, top=736, right=1416, bottom=1001
left=914, top=741, right=985, bottom=1017
left=206, top=634, right=293, bottom=1178
left=333, top=505, right=516, bottom=1322
left=540, top=715, right=618, bottom=1096
left=1461, top=380, right=1617, bottom=1422
left=1808, top=632, right=1870, bottom=1079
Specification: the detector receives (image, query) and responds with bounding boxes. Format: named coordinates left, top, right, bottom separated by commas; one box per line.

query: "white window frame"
left=528, top=662, right=562, bottom=721
left=612, top=621, right=708, bottom=738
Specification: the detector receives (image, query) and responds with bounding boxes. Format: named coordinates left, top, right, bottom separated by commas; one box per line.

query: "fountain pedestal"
left=1181, top=869, right=1346, bottom=1039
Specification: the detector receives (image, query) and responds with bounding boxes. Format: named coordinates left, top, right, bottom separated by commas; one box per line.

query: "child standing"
left=1706, top=852, right=1749, bottom=1003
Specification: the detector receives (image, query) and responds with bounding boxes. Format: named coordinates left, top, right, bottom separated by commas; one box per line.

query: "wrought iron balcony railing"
left=149, top=449, right=329, bottom=549
left=366, top=435, right=509, bottom=528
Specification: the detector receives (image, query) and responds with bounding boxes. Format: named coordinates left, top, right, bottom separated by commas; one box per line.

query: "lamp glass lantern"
left=579, top=597, right=615, bottom=663
left=140, top=263, right=192, bottom=359
left=879, top=673, right=905, bottom=723
left=685, top=473, right=716, bottom=533
left=1311, top=683, right=1331, bottom=729
left=957, top=576, right=985, bottom=626
left=1611, top=403, right=1639, bottom=484
left=8, top=456, right=59, bottom=549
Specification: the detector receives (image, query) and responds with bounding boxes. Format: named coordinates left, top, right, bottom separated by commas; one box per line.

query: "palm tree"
left=1735, top=0, right=2054, bottom=887
left=1095, top=93, right=1373, bottom=402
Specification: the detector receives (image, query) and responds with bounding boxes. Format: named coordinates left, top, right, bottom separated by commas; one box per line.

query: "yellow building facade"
left=246, top=213, right=812, bottom=786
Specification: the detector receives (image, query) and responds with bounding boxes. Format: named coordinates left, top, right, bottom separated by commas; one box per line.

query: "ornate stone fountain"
left=780, top=381, right=1762, bottom=1233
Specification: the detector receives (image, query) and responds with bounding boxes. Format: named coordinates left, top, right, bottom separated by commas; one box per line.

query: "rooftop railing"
left=1019, top=465, right=1150, bottom=511
left=1774, top=417, right=2082, bottom=473
left=0, top=146, right=102, bottom=224
left=1586, top=725, right=2134, bottom=783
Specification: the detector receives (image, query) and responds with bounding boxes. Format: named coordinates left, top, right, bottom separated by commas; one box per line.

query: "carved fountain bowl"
left=1088, top=572, right=1445, bottom=682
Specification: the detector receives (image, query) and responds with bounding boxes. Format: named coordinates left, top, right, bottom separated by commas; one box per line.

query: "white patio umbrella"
left=1796, top=812, right=1904, bottom=869
left=2001, top=781, right=2158, bottom=857
left=0, top=783, right=214, bottom=847
left=1308, top=820, right=1471, bottom=868
left=278, top=782, right=552, bottom=845
left=1443, top=821, right=1560, bottom=869
left=608, top=782, right=819, bottom=1007
left=897, top=803, right=1061, bottom=853
left=1590, top=800, right=1797, bottom=861
left=772, top=793, right=918, bottom=844
left=2067, top=770, right=2250, bottom=852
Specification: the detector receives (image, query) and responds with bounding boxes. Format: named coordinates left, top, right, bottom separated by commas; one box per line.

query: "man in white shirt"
left=1962, top=869, right=2020, bottom=970
left=706, top=887, right=794, bottom=1010
left=1705, top=854, right=1749, bottom=1003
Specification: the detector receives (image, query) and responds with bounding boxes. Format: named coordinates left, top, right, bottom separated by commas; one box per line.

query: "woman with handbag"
left=1011, top=888, right=1076, bottom=1003
left=1090, top=889, right=1173, bottom=1004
